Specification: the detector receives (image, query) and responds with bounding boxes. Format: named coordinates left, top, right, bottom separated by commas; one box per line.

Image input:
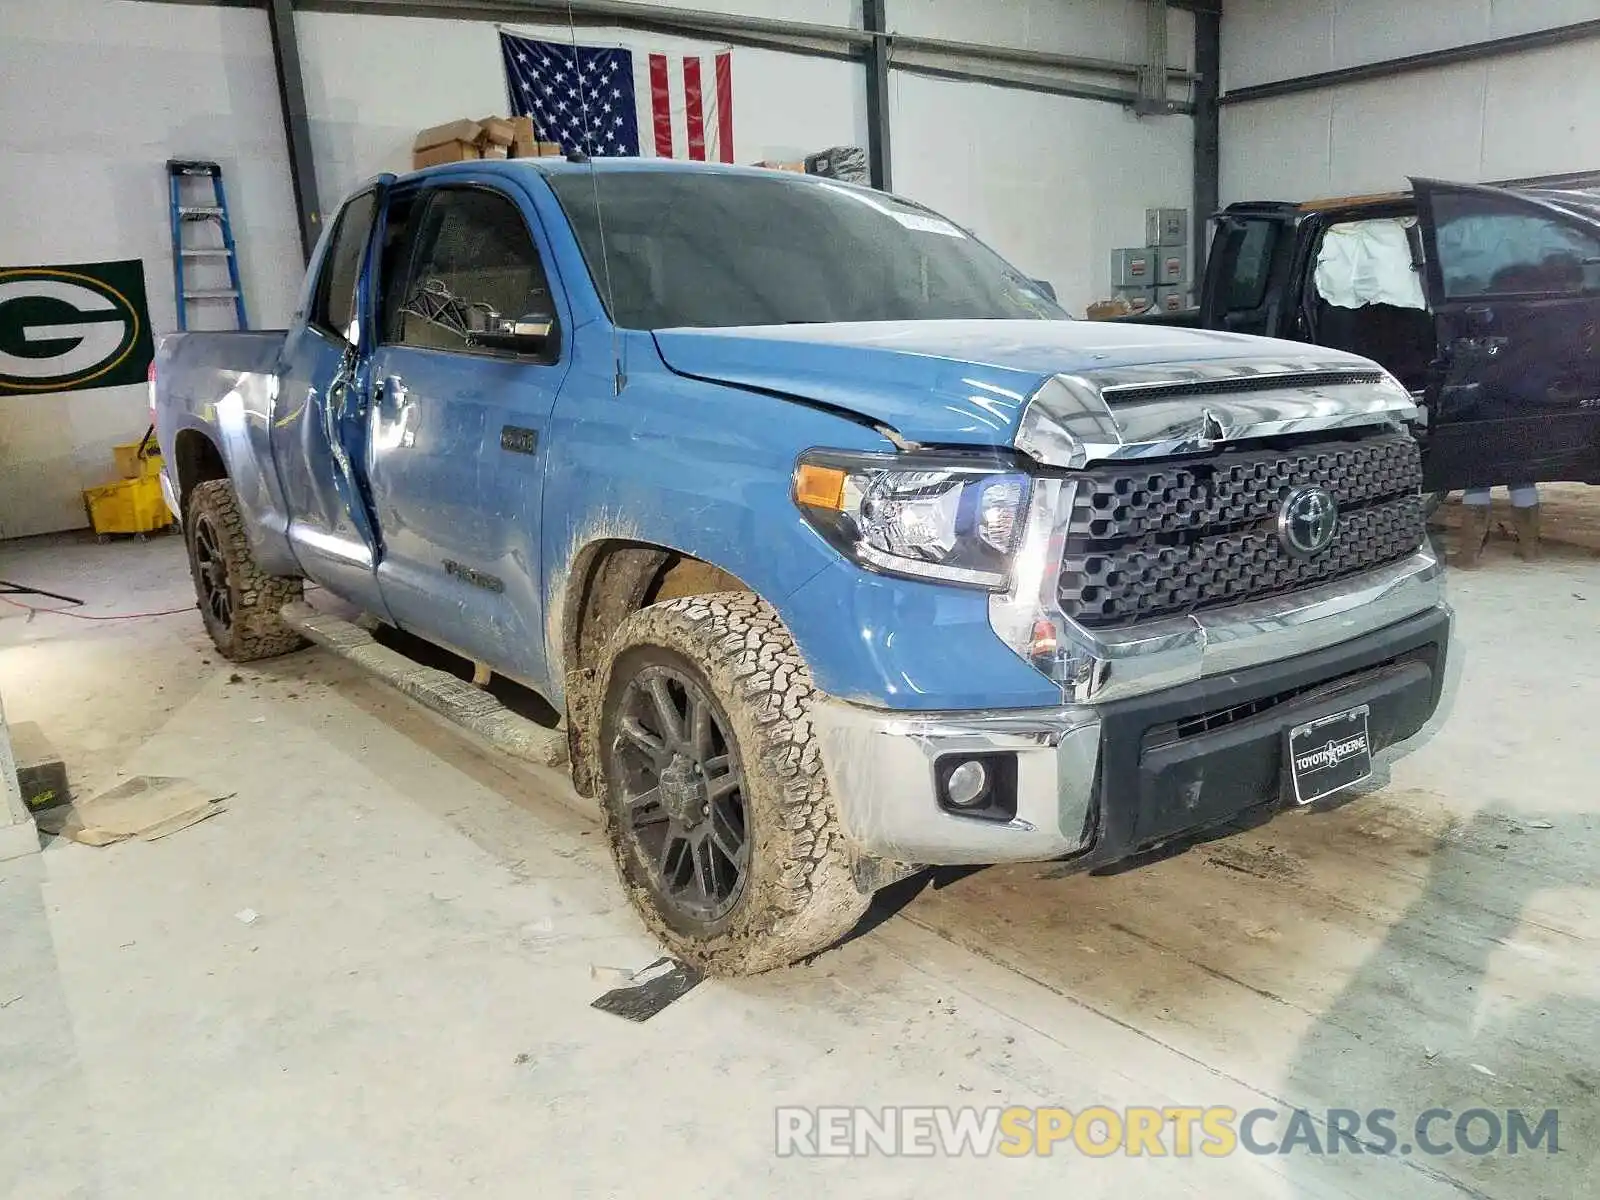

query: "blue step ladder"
left=166, top=159, right=248, bottom=331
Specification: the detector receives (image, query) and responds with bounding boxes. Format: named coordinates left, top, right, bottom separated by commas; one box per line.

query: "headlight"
left=792, top=450, right=1032, bottom=589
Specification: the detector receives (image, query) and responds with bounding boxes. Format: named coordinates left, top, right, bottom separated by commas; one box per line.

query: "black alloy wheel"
left=191, top=511, right=233, bottom=631
left=607, top=661, right=750, bottom=925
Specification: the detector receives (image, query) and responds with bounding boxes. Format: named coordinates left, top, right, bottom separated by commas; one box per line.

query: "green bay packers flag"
left=0, top=260, right=156, bottom=396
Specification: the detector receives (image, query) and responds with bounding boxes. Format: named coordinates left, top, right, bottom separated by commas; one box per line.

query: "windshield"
left=547, top=170, right=1067, bottom=328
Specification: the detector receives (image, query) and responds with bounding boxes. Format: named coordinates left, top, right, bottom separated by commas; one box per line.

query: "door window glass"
left=394, top=188, right=555, bottom=353
left=378, top=192, right=419, bottom=344
left=1432, top=193, right=1600, bottom=299
left=312, top=190, right=377, bottom=343
left=1223, top=219, right=1278, bottom=312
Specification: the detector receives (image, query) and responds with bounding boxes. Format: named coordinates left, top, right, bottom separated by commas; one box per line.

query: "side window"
left=378, top=192, right=419, bottom=344
left=1223, top=219, right=1278, bottom=312
left=1432, top=193, right=1600, bottom=299
left=394, top=188, right=555, bottom=354
left=311, top=191, right=377, bottom=343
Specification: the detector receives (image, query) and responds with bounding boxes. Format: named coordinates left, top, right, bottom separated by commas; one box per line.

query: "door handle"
left=371, top=376, right=416, bottom=450
left=1451, top=334, right=1510, bottom=356
left=373, top=376, right=408, bottom=415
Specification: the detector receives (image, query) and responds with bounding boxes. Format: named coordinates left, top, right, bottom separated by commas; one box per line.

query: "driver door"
left=272, top=184, right=390, bottom=614
left=1198, top=212, right=1294, bottom=337
left=1412, top=178, right=1600, bottom=491
left=363, top=179, right=569, bottom=686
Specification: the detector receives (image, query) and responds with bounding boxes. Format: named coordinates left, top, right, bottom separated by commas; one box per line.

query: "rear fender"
left=155, top=333, right=299, bottom=576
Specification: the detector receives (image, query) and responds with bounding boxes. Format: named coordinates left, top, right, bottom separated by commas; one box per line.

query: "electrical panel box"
left=1145, top=207, right=1188, bottom=248
left=1114, top=286, right=1156, bottom=313
left=1154, top=286, right=1191, bottom=313
left=1111, top=249, right=1155, bottom=287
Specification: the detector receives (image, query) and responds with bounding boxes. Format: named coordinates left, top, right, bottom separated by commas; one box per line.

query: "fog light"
left=944, top=759, right=989, bottom=807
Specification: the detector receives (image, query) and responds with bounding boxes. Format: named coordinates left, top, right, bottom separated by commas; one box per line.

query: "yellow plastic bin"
left=112, top=427, right=163, bottom=480
left=83, top=475, right=174, bottom=539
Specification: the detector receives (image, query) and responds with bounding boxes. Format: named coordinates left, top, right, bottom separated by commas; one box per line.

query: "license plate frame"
left=1287, top=704, right=1373, bottom=805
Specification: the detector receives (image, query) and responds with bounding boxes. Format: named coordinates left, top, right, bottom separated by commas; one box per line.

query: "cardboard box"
left=476, top=116, right=514, bottom=158
left=413, top=119, right=482, bottom=169
left=1085, top=298, right=1133, bottom=321
left=508, top=115, right=539, bottom=158
left=1154, top=286, right=1191, bottom=312
left=413, top=142, right=478, bottom=169
left=537, top=142, right=563, bottom=157
left=1145, top=207, right=1188, bottom=248
left=1155, top=251, right=1188, bottom=285
left=755, top=160, right=807, bottom=173
left=1111, top=248, right=1154, bottom=287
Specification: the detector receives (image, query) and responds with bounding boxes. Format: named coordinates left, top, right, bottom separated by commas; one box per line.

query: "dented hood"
left=650, top=319, right=1374, bottom=446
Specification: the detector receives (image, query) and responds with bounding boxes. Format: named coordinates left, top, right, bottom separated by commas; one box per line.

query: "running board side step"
left=280, top=602, right=567, bottom=768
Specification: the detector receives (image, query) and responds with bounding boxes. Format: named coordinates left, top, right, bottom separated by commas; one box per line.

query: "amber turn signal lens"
left=794, top=463, right=848, bottom=510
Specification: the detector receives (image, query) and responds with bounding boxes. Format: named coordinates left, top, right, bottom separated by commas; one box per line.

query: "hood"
left=650, top=320, right=1378, bottom=446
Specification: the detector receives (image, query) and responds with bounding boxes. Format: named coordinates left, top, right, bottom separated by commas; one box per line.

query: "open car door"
left=1411, top=177, right=1600, bottom=491
left=1197, top=208, right=1297, bottom=338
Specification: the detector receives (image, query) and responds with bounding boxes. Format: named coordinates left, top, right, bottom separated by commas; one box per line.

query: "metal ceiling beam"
left=1222, top=17, right=1600, bottom=105
left=890, top=28, right=1195, bottom=84
left=1191, top=1, right=1219, bottom=284
left=863, top=0, right=892, bottom=191
left=135, top=0, right=1194, bottom=112
left=891, top=56, right=1174, bottom=111
left=144, top=0, right=1194, bottom=83
left=265, top=0, right=323, bottom=261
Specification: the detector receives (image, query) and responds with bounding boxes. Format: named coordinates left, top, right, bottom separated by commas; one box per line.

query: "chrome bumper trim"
left=812, top=700, right=1100, bottom=865
left=1015, top=366, right=1418, bottom=469
left=1076, top=547, right=1447, bottom=704
left=159, top=468, right=181, bottom=520
left=991, top=463, right=1445, bottom=706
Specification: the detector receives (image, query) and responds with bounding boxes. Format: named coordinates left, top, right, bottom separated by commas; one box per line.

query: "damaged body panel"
left=1132, top=176, right=1600, bottom=492
left=153, top=159, right=1451, bottom=944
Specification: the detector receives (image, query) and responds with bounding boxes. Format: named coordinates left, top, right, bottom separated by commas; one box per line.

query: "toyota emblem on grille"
left=1278, top=485, right=1339, bottom=557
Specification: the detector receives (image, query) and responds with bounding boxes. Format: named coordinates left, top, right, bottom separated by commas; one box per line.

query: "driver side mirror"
left=1032, top=279, right=1058, bottom=301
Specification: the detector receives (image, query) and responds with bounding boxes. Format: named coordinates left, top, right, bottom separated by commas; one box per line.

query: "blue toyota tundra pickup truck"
left=153, top=158, right=1451, bottom=975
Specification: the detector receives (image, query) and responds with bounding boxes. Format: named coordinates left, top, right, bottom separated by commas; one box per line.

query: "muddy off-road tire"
left=596, top=592, right=870, bottom=976
left=184, top=479, right=306, bottom=662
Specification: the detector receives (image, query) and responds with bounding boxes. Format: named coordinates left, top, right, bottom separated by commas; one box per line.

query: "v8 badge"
left=0, top=261, right=156, bottom=396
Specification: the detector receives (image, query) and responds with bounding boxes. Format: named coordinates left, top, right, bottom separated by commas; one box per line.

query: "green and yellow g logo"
left=0, top=261, right=156, bottom=396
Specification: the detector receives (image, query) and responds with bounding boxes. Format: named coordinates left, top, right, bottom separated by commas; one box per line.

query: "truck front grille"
left=1057, top=431, right=1425, bottom=628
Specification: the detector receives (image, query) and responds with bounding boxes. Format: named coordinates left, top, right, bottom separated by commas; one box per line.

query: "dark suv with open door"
left=1134, top=178, right=1600, bottom=495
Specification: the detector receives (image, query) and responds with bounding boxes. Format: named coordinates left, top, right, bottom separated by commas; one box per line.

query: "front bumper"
left=813, top=603, right=1451, bottom=868
left=159, top=468, right=181, bottom=521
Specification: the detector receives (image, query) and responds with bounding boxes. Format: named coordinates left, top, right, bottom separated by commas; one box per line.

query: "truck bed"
left=155, top=330, right=287, bottom=420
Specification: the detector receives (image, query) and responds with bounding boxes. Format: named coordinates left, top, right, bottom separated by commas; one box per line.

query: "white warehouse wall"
left=298, top=0, right=1194, bottom=315
left=1, top=0, right=1195, bottom=537
left=293, top=4, right=868, bottom=211
left=0, top=0, right=300, bottom=539
left=891, top=76, right=1194, bottom=314
left=1220, top=0, right=1600, bottom=203
left=891, top=0, right=1196, bottom=313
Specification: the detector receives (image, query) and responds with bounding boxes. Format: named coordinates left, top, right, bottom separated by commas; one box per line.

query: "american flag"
left=500, top=32, right=734, bottom=162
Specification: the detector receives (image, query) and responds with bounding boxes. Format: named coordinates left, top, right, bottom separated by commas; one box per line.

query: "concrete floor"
left=1, top=532, right=1596, bottom=1199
